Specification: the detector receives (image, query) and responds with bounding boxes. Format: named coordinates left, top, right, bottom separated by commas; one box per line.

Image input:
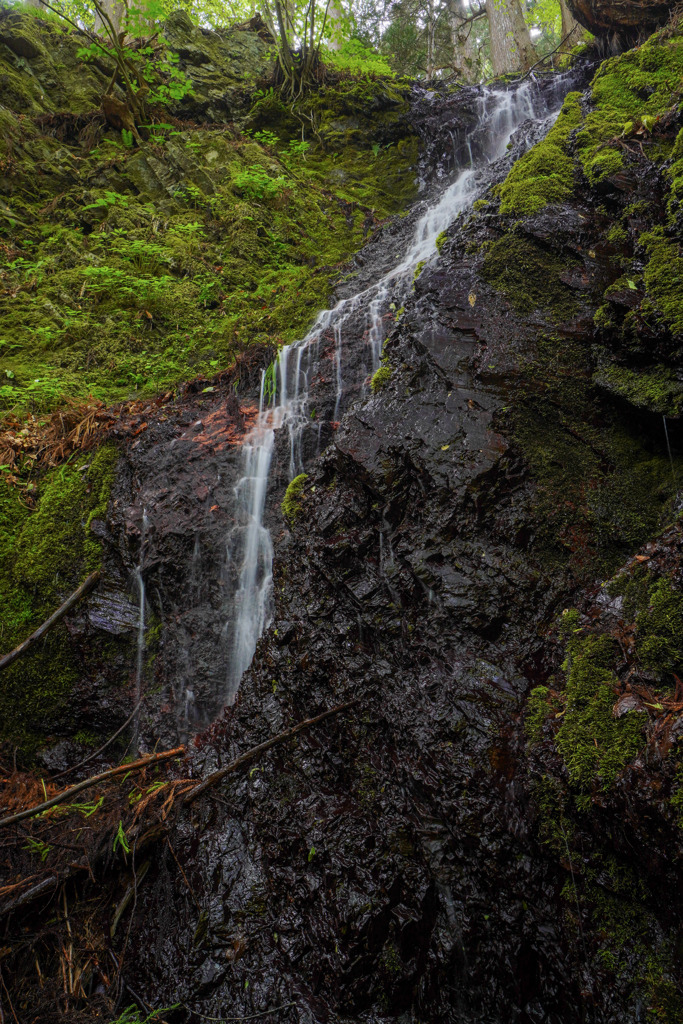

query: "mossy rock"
left=481, top=234, right=578, bottom=318
left=0, top=445, right=121, bottom=751
left=593, top=364, right=683, bottom=415
left=282, top=473, right=308, bottom=525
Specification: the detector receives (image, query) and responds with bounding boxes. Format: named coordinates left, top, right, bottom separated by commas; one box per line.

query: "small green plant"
left=234, top=165, right=287, bottom=201
left=252, top=128, right=280, bottom=148
left=108, top=1005, right=178, bottom=1024
left=113, top=820, right=130, bottom=854
left=23, top=837, right=52, bottom=862
left=121, top=128, right=134, bottom=148
left=263, top=360, right=277, bottom=403
left=286, top=137, right=311, bottom=161
left=84, top=191, right=130, bottom=211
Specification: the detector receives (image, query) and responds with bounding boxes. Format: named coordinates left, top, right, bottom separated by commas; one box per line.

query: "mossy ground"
left=495, top=25, right=683, bottom=364
left=497, top=310, right=683, bottom=577
left=1, top=121, right=416, bottom=418
left=0, top=13, right=418, bottom=755
left=481, top=234, right=578, bottom=318
left=498, top=91, right=582, bottom=215
left=0, top=12, right=417, bottom=421
left=500, top=30, right=683, bottom=215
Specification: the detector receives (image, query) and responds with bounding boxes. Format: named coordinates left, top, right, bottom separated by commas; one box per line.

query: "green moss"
left=498, top=31, right=683, bottom=219
left=0, top=445, right=120, bottom=752
left=0, top=57, right=417, bottom=420
left=594, top=303, right=616, bottom=329
left=635, top=577, right=683, bottom=674
left=435, top=230, right=447, bottom=252
left=472, top=199, right=489, bottom=212
left=499, top=92, right=582, bottom=215
left=593, top=365, right=683, bottom=415
left=556, top=632, right=645, bottom=790
left=607, top=224, right=628, bottom=246
left=481, top=234, right=577, bottom=318
left=607, top=564, right=654, bottom=620
left=509, top=328, right=682, bottom=576
left=370, top=365, right=392, bottom=392
left=583, top=147, right=623, bottom=184
left=641, top=229, right=683, bottom=335
left=525, top=685, right=552, bottom=743
left=281, top=473, right=308, bottom=525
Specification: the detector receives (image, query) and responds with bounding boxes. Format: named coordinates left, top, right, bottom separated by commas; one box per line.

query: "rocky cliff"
left=2, top=8, right=683, bottom=1023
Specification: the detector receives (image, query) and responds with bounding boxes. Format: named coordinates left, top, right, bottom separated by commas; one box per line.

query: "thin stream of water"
left=223, top=78, right=575, bottom=703
left=132, top=509, right=148, bottom=752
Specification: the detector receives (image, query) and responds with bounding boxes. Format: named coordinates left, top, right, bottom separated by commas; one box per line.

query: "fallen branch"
left=50, top=695, right=145, bottom=782
left=0, top=571, right=101, bottom=673
left=0, top=747, right=185, bottom=829
left=182, top=699, right=358, bottom=806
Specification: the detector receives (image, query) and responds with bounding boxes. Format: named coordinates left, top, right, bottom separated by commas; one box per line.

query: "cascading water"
left=223, top=76, right=577, bottom=703
left=132, top=509, right=148, bottom=753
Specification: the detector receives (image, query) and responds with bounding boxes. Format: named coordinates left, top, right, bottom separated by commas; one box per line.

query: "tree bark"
left=449, top=0, right=479, bottom=82
left=559, top=0, right=585, bottom=48
left=325, top=0, right=344, bottom=50
left=94, top=0, right=127, bottom=37
left=486, top=0, right=537, bottom=75
left=426, top=0, right=436, bottom=77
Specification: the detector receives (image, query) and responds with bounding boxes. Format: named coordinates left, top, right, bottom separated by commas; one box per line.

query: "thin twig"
left=182, top=700, right=358, bottom=806
left=50, top=696, right=145, bottom=782
left=166, top=837, right=200, bottom=910
left=0, top=747, right=185, bottom=828
left=0, top=572, right=100, bottom=673
left=516, top=29, right=577, bottom=83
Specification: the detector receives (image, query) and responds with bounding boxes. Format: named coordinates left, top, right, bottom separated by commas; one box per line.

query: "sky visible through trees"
left=10, top=0, right=586, bottom=84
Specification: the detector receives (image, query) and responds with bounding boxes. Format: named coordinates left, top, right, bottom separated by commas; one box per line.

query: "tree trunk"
left=559, top=0, right=585, bottom=47
left=449, top=0, right=478, bottom=82
left=486, top=0, right=537, bottom=75
left=426, top=0, right=436, bottom=77
left=94, top=0, right=127, bottom=37
left=325, top=0, right=344, bottom=50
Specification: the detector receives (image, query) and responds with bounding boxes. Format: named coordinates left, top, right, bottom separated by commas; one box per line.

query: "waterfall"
left=223, top=77, right=576, bottom=703
left=132, top=509, right=148, bottom=753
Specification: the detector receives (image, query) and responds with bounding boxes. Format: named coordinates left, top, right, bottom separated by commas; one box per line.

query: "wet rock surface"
left=4, top=31, right=683, bottom=1024
left=103, top=66, right=683, bottom=1023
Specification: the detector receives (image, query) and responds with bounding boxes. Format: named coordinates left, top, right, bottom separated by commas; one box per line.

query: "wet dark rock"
left=5, top=35, right=683, bottom=1024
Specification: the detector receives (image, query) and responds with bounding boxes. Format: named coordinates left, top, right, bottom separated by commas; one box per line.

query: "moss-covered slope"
left=0, top=7, right=418, bottom=754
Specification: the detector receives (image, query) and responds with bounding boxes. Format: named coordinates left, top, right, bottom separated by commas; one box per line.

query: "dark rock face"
left=565, top=0, right=674, bottom=39
left=5, top=30, right=683, bottom=1023
left=111, top=66, right=683, bottom=1024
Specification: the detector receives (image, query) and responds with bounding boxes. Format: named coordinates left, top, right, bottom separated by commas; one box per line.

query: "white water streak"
left=223, top=80, right=569, bottom=702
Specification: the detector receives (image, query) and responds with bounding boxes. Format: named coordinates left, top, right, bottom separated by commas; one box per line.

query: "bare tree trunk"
left=426, top=0, right=436, bottom=76
left=559, top=0, right=585, bottom=47
left=325, top=0, right=344, bottom=49
left=486, top=0, right=537, bottom=74
left=94, top=0, right=127, bottom=36
left=449, top=0, right=478, bottom=82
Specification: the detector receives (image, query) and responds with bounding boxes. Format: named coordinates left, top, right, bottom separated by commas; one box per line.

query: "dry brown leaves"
left=0, top=392, right=175, bottom=492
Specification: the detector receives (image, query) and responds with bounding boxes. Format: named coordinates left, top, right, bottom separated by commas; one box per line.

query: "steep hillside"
left=2, top=8, right=683, bottom=1024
